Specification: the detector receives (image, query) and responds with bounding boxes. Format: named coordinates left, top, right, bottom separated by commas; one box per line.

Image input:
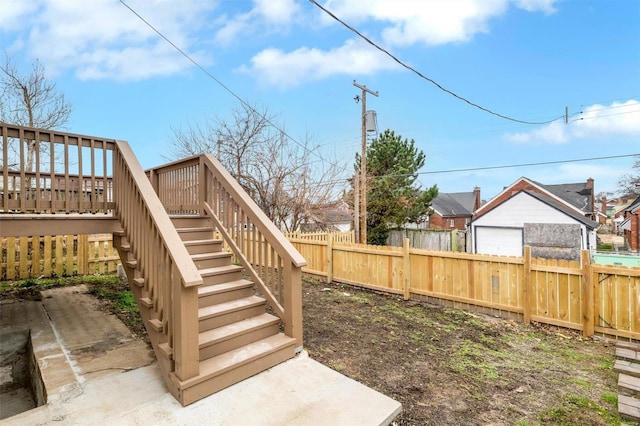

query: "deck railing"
left=113, top=141, right=202, bottom=380
left=0, top=123, right=204, bottom=381
left=0, top=123, right=114, bottom=213
left=147, top=154, right=307, bottom=347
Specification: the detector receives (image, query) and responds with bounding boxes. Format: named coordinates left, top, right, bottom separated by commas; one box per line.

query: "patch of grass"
left=539, top=394, right=620, bottom=425
left=600, top=392, right=617, bottom=406
left=449, top=340, right=501, bottom=381
left=328, top=361, right=346, bottom=372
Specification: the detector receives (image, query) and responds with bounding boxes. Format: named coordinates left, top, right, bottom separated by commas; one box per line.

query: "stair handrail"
left=201, top=154, right=306, bottom=268
left=200, top=154, right=306, bottom=347
left=113, top=140, right=202, bottom=380
left=147, top=153, right=307, bottom=347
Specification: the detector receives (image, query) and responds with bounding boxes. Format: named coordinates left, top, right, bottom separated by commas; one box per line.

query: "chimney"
left=473, top=186, right=481, bottom=211
left=586, top=178, right=595, bottom=218
left=601, top=196, right=607, bottom=216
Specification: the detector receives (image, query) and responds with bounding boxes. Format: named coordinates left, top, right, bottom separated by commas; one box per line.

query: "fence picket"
left=1, top=233, right=120, bottom=280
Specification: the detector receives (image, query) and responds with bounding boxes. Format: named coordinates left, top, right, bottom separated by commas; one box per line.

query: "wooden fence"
left=287, top=235, right=640, bottom=342
left=1, top=234, right=119, bottom=280
left=387, top=228, right=468, bottom=252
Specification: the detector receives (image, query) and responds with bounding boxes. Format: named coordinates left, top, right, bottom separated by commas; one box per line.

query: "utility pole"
left=353, top=80, right=378, bottom=244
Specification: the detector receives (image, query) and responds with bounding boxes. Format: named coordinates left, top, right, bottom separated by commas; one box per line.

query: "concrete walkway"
left=0, top=286, right=401, bottom=425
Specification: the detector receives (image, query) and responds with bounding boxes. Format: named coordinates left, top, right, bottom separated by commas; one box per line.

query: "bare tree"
left=169, top=103, right=347, bottom=231
left=0, top=54, right=72, bottom=171
left=618, top=156, right=640, bottom=198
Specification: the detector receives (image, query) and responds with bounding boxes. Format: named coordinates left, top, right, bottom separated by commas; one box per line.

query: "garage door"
left=475, top=227, right=523, bottom=256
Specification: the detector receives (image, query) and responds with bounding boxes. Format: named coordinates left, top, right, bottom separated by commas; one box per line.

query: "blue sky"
left=1, top=0, right=639, bottom=201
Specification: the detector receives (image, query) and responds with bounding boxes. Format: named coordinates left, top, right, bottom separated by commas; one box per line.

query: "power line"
left=119, top=0, right=346, bottom=174
left=308, top=0, right=565, bottom=126
left=297, top=153, right=640, bottom=190
left=420, top=153, right=639, bottom=176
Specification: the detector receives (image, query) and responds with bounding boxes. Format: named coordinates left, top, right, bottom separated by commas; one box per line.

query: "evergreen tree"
left=355, top=129, right=438, bottom=245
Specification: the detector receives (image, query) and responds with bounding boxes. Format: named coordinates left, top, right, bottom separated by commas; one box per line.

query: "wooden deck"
left=1, top=123, right=306, bottom=407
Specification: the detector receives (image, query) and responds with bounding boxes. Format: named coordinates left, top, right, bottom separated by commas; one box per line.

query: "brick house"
left=619, top=196, right=640, bottom=251
left=429, top=187, right=481, bottom=230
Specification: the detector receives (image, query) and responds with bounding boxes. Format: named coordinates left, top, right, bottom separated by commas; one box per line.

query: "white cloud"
left=322, top=0, right=558, bottom=47
left=242, top=0, right=560, bottom=88
left=239, top=38, right=398, bottom=89
left=505, top=100, right=640, bottom=144
left=5, top=0, right=216, bottom=81
left=253, top=0, right=300, bottom=24
left=214, top=0, right=300, bottom=46
left=0, top=1, right=40, bottom=31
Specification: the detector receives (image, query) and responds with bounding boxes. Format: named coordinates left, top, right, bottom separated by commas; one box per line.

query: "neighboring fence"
left=1, top=234, right=119, bottom=280
left=387, top=228, right=468, bottom=252
left=287, top=235, right=640, bottom=342
left=284, top=231, right=354, bottom=244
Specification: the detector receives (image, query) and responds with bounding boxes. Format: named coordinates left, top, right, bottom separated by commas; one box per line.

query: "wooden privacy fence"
left=387, top=228, right=468, bottom=252
left=1, top=234, right=119, bottom=280
left=288, top=235, right=640, bottom=341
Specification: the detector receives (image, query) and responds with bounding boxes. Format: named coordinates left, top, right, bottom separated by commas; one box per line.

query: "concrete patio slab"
left=0, top=286, right=401, bottom=425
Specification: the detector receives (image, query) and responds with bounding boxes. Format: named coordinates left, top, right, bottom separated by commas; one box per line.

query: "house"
left=429, top=187, right=481, bottom=231
left=470, top=177, right=599, bottom=260
left=300, top=201, right=352, bottom=232
left=618, top=196, right=640, bottom=251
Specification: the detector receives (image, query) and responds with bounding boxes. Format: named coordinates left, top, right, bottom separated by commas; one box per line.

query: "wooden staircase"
left=115, top=216, right=297, bottom=405
left=0, top=123, right=306, bottom=407
left=614, top=341, right=640, bottom=422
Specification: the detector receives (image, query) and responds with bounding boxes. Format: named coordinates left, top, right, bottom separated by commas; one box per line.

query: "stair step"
left=192, top=252, right=232, bottom=270
left=177, top=227, right=215, bottom=241
left=149, top=319, right=163, bottom=332
left=158, top=342, right=173, bottom=360
left=198, top=279, right=254, bottom=308
left=173, top=333, right=296, bottom=405
left=199, top=313, right=280, bottom=360
left=617, top=347, right=640, bottom=362
left=615, top=360, right=640, bottom=378
left=140, top=297, right=153, bottom=308
left=200, top=265, right=243, bottom=286
left=620, top=374, right=640, bottom=395
left=618, top=341, right=640, bottom=352
left=619, top=394, right=640, bottom=420
left=184, top=239, right=223, bottom=255
left=199, top=295, right=266, bottom=332
left=171, top=216, right=211, bottom=229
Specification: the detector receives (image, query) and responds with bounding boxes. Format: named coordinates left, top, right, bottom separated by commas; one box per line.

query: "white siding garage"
left=474, top=226, right=523, bottom=256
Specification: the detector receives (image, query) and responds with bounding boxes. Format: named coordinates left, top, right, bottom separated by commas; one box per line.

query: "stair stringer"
left=112, top=230, right=182, bottom=401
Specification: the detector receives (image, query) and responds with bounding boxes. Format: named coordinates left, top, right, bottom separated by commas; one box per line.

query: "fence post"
left=326, top=232, right=333, bottom=284
left=581, top=249, right=594, bottom=337
left=522, top=245, right=532, bottom=324
left=451, top=229, right=458, bottom=252
left=403, top=237, right=411, bottom=300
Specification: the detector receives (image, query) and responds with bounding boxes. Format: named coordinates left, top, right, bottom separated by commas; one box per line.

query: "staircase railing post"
left=172, top=266, right=200, bottom=380
left=199, top=155, right=207, bottom=216
left=284, top=262, right=303, bottom=349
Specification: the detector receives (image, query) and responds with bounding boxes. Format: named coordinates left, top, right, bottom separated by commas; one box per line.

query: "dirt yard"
left=301, top=277, right=630, bottom=426
left=1, top=275, right=633, bottom=425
